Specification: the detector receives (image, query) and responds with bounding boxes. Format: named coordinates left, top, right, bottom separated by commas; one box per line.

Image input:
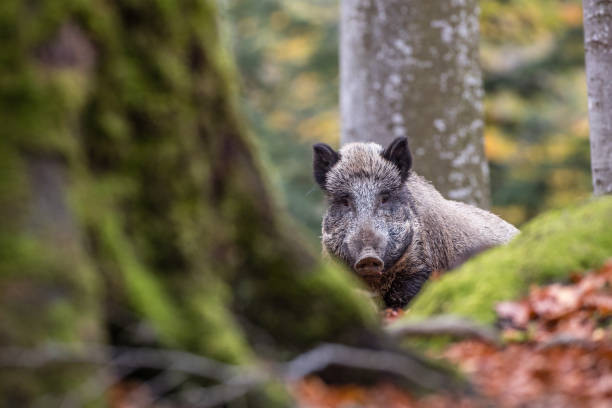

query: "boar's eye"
left=336, top=194, right=351, bottom=208
left=380, top=191, right=391, bottom=204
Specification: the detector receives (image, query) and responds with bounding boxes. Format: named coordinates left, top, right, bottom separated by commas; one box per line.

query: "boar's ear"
left=313, top=143, right=339, bottom=190
left=382, top=137, right=412, bottom=181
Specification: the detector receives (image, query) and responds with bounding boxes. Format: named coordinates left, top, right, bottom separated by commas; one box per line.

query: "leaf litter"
left=293, top=259, right=612, bottom=407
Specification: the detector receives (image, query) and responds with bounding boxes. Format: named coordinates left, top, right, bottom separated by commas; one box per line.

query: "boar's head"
left=313, top=137, right=415, bottom=288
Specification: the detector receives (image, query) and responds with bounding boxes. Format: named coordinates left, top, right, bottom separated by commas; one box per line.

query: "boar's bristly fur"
left=313, top=137, right=519, bottom=309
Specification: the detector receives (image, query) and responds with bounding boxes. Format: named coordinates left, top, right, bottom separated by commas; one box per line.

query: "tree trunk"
left=340, top=0, right=490, bottom=208
left=583, top=0, right=612, bottom=195
left=0, top=1, right=381, bottom=405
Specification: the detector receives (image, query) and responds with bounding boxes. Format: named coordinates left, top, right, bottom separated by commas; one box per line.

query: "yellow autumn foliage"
left=268, top=110, right=294, bottom=130
left=268, top=34, right=319, bottom=63
left=288, top=72, right=321, bottom=108
left=559, top=3, right=583, bottom=26
left=485, top=127, right=517, bottom=161
left=297, top=110, right=339, bottom=145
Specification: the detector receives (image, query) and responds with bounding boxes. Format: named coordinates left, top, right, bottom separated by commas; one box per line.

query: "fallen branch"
left=0, top=343, right=267, bottom=408
left=385, top=315, right=501, bottom=345
left=0, top=343, right=243, bottom=382
left=283, top=343, right=462, bottom=392
left=535, top=334, right=601, bottom=351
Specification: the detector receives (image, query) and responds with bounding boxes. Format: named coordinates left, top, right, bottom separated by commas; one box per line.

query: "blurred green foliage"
left=220, top=0, right=591, bottom=235
left=481, top=0, right=591, bottom=224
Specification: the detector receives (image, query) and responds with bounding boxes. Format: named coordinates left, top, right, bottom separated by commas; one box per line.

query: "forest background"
left=221, top=0, right=590, bottom=237
left=2, top=0, right=607, bottom=406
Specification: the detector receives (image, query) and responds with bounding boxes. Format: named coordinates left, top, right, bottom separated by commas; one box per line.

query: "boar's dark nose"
left=354, top=248, right=384, bottom=276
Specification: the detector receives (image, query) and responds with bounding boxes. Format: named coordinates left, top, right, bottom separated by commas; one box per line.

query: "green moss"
left=300, top=261, right=378, bottom=332
left=409, top=196, right=612, bottom=323
left=0, top=155, right=102, bottom=404
left=95, top=210, right=254, bottom=364
left=98, top=215, right=187, bottom=344
left=251, top=260, right=378, bottom=352
left=188, top=294, right=254, bottom=363
left=0, top=223, right=101, bottom=347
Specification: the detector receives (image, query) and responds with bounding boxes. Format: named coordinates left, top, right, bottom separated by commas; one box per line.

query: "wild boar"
left=313, top=137, right=518, bottom=308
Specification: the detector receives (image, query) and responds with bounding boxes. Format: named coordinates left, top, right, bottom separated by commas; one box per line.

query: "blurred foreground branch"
left=385, top=315, right=501, bottom=345
left=0, top=341, right=464, bottom=406
left=284, top=343, right=458, bottom=391
left=0, top=344, right=243, bottom=382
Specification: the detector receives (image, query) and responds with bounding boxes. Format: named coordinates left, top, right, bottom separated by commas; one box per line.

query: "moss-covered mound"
left=408, top=196, right=612, bottom=323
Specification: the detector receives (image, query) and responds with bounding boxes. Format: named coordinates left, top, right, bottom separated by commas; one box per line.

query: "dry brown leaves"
left=445, top=259, right=612, bottom=407
left=292, top=377, right=477, bottom=408
left=292, top=378, right=417, bottom=408
left=294, top=260, right=612, bottom=408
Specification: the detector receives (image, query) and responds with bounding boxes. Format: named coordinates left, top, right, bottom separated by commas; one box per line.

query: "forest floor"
left=292, top=260, right=612, bottom=408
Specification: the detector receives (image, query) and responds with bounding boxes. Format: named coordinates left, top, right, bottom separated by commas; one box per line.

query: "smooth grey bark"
left=340, top=0, right=490, bottom=208
left=583, top=0, right=612, bottom=195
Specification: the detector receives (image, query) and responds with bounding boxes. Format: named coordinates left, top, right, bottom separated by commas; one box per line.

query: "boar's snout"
left=354, top=248, right=384, bottom=277
left=348, top=225, right=386, bottom=276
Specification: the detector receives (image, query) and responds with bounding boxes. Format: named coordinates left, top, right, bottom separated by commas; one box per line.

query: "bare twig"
left=0, top=343, right=265, bottom=408
left=283, top=343, right=458, bottom=391
left=385, top=315, right=501, bottom=345
left=535, top=334, right=601, bottom=351
left=122, top=371, right=188, bottom=407
left=0, top=343, right=241, bottom=382
left=177, top=382, right=256, bottom=408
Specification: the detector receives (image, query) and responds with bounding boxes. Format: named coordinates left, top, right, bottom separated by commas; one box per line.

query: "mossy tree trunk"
left=0, top=0, right=378, bottom=405
left=340, top=0, right=490, bottom=208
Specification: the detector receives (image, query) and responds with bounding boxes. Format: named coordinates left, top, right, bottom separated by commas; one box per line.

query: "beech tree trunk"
left=583, top=0, right=612, bottom=195
left=340, top=0, right=490, bottom=208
